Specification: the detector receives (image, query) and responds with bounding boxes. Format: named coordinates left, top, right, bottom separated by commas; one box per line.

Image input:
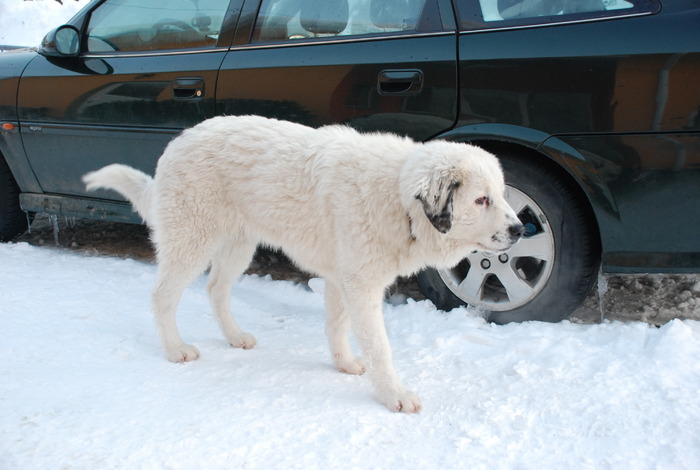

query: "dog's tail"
left=83, top=164, right=154, bottom=223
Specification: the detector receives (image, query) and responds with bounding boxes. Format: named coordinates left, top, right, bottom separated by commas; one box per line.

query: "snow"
left=0, top=0, right=86, bottom=48
left=2, top=2, right=700, bottom=468
left=2, top=241, right=700, bottom=469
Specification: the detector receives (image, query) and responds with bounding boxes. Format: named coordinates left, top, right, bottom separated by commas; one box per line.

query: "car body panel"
left=557, top=133, right=700, bottom=272
left=0, top=49, right=43, bottom=193
left=17, top=51, right=227, bottom=198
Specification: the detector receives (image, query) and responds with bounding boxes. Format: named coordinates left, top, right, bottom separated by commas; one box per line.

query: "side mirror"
left=39, top=25, right=80, bottom=57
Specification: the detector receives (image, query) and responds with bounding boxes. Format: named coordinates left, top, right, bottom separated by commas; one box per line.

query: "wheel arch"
left=433, top=124, right=606, bottom=257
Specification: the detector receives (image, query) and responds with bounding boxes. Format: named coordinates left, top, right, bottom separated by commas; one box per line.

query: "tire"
left=0, top=156, right=28, bottom=242
left=417, top=153, right=600, bottom=323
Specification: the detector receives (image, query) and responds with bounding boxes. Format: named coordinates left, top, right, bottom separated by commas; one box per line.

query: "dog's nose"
left=509, top=223, right=526, bottom=241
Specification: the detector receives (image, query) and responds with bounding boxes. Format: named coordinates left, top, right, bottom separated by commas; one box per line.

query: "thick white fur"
left=83, top=115, right=522, bottom=412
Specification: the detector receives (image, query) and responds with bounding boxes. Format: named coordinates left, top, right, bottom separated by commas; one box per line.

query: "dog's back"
left=150, top=116, right=414, bottom=272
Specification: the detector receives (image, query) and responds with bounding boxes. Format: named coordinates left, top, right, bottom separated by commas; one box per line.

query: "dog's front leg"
left=325, top=280, right=366, bottom=375
left=342, top=285, right=422, bottom=413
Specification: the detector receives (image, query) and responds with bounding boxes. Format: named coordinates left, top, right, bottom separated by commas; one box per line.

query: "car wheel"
left=0, top=157, right=28, bottom=241
left=417, top=153, right=600, bottom=323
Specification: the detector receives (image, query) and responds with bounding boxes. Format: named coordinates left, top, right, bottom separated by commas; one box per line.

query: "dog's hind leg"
left=207, top=241, right=257, bottom=349
left=325, top=280, right=365, bottom=375
left=152, top=260, right=208, bottom=363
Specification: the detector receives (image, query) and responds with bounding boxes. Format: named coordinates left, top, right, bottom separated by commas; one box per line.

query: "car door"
left=216, top=0, right=459, bottom=141
left=17, top=0, right=240, bottom=199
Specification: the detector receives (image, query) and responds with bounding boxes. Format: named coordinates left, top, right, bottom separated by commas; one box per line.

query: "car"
left=1, top=0, right=699, bottom=323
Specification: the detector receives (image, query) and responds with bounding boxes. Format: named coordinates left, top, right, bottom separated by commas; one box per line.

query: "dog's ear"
left=415, top=176, right=461, bottom=234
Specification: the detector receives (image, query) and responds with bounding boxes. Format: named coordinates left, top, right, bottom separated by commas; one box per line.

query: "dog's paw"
left=166, top=344, right=200, bottom=362
left=335, top=356, right=366, bottom=375
left=228, top=332, right=257, bottom=350
left=380, top=389, right=422, bottom=413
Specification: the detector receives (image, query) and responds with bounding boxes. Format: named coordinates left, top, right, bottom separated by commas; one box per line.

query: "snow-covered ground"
left=2, top=2, right=700, bottom=469
left=2, top=241, right=700, bottom=469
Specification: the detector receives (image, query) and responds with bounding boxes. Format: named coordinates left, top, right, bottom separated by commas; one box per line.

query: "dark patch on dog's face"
left=416, top=181, right=460, bottom=234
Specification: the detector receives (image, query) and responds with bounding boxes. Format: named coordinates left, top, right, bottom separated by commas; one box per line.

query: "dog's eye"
left=475, top=197, right=490, bottom=207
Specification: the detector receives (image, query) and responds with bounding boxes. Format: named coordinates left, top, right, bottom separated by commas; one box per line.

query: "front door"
left=18, top=0, right=237, bottom=199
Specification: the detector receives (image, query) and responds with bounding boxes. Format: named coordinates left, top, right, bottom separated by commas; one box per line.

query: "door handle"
left=173, top=78, right=204, bottom=100
left=377, top=69, right=423, bottom=96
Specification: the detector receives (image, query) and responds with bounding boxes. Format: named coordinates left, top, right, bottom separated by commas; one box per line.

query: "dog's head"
left=402, top=141, right=524, bottom=253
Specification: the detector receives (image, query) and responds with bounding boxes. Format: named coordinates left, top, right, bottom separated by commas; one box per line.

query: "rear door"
left=18, top=0, right=240, bottom=199
left=216, top=0, right=459, bottom=141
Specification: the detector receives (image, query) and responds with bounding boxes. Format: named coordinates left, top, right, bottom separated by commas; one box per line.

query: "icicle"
left=49, top=214, right=60, bottom=246
left=597, top=267, right=608, bottom=322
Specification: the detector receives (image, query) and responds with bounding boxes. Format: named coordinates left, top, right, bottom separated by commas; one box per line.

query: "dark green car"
left=1, top=0, right=699, bottom=323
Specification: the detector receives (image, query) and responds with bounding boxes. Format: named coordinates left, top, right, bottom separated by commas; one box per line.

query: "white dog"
left=84, top=115, right=523, bottom=412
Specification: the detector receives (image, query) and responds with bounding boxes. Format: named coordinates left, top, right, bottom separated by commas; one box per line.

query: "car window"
left=482, top=0, right=633, bottom=21
left=86, top=0, right=231, bottom=52
left=457, top=0, right=659, bottom=30
left=251, top=0, right=435, bottom=43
